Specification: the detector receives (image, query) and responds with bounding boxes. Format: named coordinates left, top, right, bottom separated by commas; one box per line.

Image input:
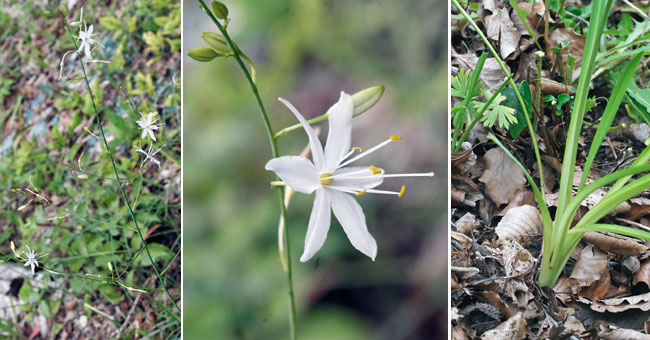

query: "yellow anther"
left=319, top=173, right=333, bottom=186
left=398, top=185, right=406, bottom=198
left=352, top=146, right=363, bottom=152
left=369, top=165, right=382, bottom=175
left=355, top=189, right=367, bottom=196
left=390, top=135, right=402, bottom=141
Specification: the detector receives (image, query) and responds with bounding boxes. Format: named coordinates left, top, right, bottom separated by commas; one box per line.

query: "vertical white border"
left=179, top=0, right=184, bottom=338
left=447, top=0, right=452, bottom=338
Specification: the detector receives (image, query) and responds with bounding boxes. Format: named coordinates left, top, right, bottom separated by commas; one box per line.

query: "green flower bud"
left=202, top=32, right=231, bottom=54
left=212, top=1, right=229, bottom=20
left=351, top=85, right=385, bottom=116
left=187, top=48, right=219, bottom=62
left=326, top=85, right=385, bottom=117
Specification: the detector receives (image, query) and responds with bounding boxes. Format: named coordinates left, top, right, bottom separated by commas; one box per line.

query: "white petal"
left=148, top=129, right=157, bottom=142
left=278, top=98, right=325, bottom=170
left=328, top=189, right=377, bottom=260
left=84, top=43, right=91, bottom=59
left=331, top=166, right=384, bottom=189
left=265, top=156, right=320, bottom=194
left=300, top=188, right=331, bottom=262
left=141, top=129, right=147, bottom=139
left=324, top=92, right=353, bottom=171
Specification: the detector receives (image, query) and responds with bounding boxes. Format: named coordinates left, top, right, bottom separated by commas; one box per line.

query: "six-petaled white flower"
left=135, top=144, right=165, bottom=168
left=77, top=22, right=100, bottom=60
left=23, top=245, right=40, bottom=275
left=265, top=92, right=434, bottom=262
left=136, top=112, right=160, bottom=142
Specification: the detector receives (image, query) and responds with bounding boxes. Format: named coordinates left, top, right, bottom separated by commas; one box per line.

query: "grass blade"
left=579, top=53, right=643, bottom=189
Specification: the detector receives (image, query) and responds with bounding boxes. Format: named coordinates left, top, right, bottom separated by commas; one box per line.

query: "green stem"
left=196, top=1, right=297, bottom=338
left=454, top=73, right=513, bottom=152
left=56, top=3, right=180, bottom=318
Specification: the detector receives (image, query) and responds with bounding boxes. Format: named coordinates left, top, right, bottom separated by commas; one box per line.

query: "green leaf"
left=100, top=285, right=123, bottom=304
left=503, top=81, right=532, bottom=138
left=39, top=300, right=51, bottom=318
left=136, top=243, right=171, bottom=267
left=99, top=16, right=122, bottom=30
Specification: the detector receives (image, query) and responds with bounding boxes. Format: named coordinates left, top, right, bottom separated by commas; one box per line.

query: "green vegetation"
left=0, top=0, right=180, bottom=338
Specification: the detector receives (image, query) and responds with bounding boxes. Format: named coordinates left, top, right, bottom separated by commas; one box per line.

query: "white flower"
left=23, top=245, right=40, bottom=275
left=135, top=144, right=165, bottom=168
left=136, top=112, right=160, bottom=142
left=265, top=92, right=434, bottom=262
left=77, top=22, right=100, bottom=60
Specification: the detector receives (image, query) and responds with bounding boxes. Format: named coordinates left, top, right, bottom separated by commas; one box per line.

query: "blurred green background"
left=183, top=0, right=447, bottom=338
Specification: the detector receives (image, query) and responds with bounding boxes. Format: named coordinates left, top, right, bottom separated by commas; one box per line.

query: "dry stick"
left=118, top=290, right=143, bottom=335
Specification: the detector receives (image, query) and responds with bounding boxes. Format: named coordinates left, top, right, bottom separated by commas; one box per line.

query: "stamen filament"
left=337, top=137, right=397, bottom=168
left=326, top=172, right=434, bottom=181
left=320, top=167, right=382, bottom=181
left=328, top=186, right=401, bottom=196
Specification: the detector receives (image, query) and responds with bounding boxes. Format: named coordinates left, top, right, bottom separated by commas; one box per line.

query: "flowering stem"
left=55, top=3, right=180, bottom=318
left=196, top=0, right=298, bottom=338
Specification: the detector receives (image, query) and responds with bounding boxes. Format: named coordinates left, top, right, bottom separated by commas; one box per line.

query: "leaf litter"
left=451, top=0, right=650, bottom=338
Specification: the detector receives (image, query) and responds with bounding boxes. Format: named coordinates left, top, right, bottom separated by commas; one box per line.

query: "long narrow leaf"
left=568, top=223, right=650, bottom=242
left=556, top=0, right=614, bottom=220
left=579, top=53, right=643, bottom=189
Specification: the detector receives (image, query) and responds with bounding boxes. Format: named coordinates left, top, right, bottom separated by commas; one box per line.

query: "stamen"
left=319, top=167, right=377, bottom=181
left=320, top=173, right=333, bottom=186
left=337, top=137, right=395, bottom=168
left=369, top=165, right=382, bottom=175
left=352, top=146, right=363, bottom=151
left=398, top=185, right=406, bottom=198
left=328, top=185, right=401, bottom=196
left=326, top=172, right=434, bottom=181
left=390, top=135, right=402, bottom=140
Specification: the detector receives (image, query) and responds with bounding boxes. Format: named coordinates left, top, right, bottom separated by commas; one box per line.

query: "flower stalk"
left=195, top=0, right=297, bottom=337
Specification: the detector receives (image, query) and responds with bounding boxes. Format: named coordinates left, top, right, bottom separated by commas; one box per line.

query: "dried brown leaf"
left=485, top=8, right=521, bottom=59
left=579, top=269, right=611, bottom=300
left=598, top=325, right=650, bottom=340
left=452, top=53, right=509, bottom=89
left=570, top=244, right=608, bottom=287
left=479, top=148, right=527, bottom=206
left=480, top=312, right=527, bottom=340
left=633, top=260, right=650, bottom=287
left=495, top=205, right=542, bottom=243
left=452, top=150, right=473, bottom=170
left=451, top=188, right=466, bottom=203
left=456, top=212, right=481, bottom=234
left=553, top=276, right=573, bottom=304
left=546, top=28, right=585, bottom=80
left=578, top=291, right=650, bottom=313
left=541, top=78, right=575, bottom=95
left=582, top=232, right=648, bottom=257
left=452, top=325, right=470, bottom=340
left=624, top=197, right=650, bottom=221
left=500, top=240, right=535, bottom=277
